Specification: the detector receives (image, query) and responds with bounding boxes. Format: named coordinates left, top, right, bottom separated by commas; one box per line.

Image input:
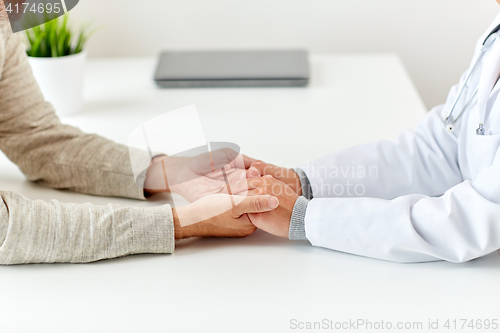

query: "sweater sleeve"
left=0, top=191, right=174, bottom=264
left=0, top=21, right=146, bottom=200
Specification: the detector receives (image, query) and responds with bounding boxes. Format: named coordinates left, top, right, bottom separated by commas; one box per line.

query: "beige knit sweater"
left=0, top=21, right=175, bottom=264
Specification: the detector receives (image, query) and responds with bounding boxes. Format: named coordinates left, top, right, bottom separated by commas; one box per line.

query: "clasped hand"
left=233, top=161, right=301, bottom=238
left=144, top=148, right=253, bottom=202
left=144, top=149, right=301, bottom=239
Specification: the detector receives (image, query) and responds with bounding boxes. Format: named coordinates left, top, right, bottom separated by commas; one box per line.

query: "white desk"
left=1, top=54, right=499, bottom=333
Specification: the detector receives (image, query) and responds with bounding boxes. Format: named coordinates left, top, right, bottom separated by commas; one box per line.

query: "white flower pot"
left=28, top=51, right=87, bottom=116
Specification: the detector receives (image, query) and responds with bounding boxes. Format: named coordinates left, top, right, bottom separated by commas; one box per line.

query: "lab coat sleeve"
left=300, top=105, right=463, bottom=199
left=305, top=157, right=500, bottom=263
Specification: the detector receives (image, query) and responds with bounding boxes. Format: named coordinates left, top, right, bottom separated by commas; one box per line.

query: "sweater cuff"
left=131, top=204, right=175, bottom=254
left=293, top=168, right=313, bottom=200
left=289, top=196, right=309, bottom=240
left=129, top=148, right=152, bottom=200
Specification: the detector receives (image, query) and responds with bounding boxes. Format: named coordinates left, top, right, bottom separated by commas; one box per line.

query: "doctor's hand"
left=144, top=149, right=257, bottom=202
left=172, top=193, right=279, bottom=239
left=248, top=161, right=302, bottom=195
left=235, top=175, right=299, bottom=238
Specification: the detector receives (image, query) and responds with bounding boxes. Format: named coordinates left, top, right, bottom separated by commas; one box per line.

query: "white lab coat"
left=300, top=14, right=500, bottom=263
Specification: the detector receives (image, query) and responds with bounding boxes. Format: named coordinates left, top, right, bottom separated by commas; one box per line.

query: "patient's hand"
left=173, top=193, right=279, bottom=239
left=235, top=175, right=299, bottom=238
left=248, top=161, right=302, bottom=195
left=144, top=149, right=256, bottom=202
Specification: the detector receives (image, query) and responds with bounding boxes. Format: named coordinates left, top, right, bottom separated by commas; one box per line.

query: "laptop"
left=154, top=50, right=309, bottom=88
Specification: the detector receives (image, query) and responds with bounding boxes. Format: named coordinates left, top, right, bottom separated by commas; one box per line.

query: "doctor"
left=239, top=4, right=500, bottom=263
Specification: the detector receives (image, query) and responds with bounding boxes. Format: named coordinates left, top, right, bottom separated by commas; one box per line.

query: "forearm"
left=2, top=122, right=149, bottom=199
left=0, top=29, right=147, bottom=200
left=172, top=208, right=200, bottom=239
left=0, top=191, right=174, bottom=265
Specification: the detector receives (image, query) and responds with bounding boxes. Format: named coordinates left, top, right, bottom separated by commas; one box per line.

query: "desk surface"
left=1, top=54, right=498, bottom=333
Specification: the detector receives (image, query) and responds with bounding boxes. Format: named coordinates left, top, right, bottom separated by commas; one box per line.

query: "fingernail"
left=268, top=197, right=279, bottom=209
left=247, top=167, right=260, bottom=178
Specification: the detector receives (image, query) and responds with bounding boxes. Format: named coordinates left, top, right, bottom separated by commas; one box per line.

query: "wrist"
left=144, top=155, right=171, bottom=194
left=173, top=208, right=187, bottom=239
left=173, top=207, right=205, bottom=239
left=289, top=170, right=303, bottom=196
left=292, top=168, right=313, bottom=199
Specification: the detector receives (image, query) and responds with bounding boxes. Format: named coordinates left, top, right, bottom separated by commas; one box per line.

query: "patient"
left=0, top=7, right=278, bottom=264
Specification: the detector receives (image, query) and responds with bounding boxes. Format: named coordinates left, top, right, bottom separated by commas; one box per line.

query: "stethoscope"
left=444, top=23, right=500, bottom=135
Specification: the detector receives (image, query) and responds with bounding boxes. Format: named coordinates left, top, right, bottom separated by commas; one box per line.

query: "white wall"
left=71, top=0, right=500, bottom=109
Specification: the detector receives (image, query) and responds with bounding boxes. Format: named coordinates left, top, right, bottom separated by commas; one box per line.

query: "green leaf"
left=31, top=31, right=47, bottom=57
left=23, top=14, right=96, bottom=58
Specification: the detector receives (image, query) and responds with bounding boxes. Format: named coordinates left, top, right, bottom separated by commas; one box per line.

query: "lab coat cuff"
left=293, top=168, right=314, bottom=200
left=289, top=196, right=309, bottom=240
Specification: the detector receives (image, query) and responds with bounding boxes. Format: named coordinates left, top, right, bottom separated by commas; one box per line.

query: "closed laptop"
left=154, top=50, right=309, bottom=88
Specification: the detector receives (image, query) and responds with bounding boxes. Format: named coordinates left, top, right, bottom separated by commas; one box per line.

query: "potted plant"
left=24, top=15, right=95, bottom=116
